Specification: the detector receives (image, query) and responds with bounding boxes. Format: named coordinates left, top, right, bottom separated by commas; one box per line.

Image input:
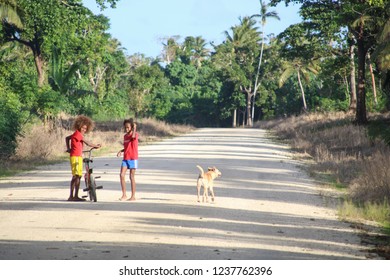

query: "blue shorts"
left=121, top=159, right=138, bottom=169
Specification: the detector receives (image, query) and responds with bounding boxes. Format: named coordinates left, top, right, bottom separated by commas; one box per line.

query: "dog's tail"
left=196, top=165, right=204, bottom=178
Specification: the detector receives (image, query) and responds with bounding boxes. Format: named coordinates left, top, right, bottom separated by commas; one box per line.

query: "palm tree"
left=49, top=46, right=80, bottom=96
left=250, top=0, right=280, bottom=124
left=223, top=17, right=261, bottom=126
left=347, top=2, right=387, bottom=124
left=190, top=36, right=209, bottom=69
left=279, top=58, right=319, bottom=111
left=161, top=36, right=181, bottom=64
left=224, top=17, right=259, bottom=50
left=370, top=2, right=390, bottom=103
left=372, top=15, right=390, bottom=71
left=179, top=36, right=210, bottom=68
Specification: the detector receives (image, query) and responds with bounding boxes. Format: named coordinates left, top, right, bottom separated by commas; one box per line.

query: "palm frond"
left=351, top=15, right=374, bottom=29
left=279, top=67, right=294, bottom=87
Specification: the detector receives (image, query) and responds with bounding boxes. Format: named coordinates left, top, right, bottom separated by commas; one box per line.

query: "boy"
left=66, top=115, right=101, bottom=201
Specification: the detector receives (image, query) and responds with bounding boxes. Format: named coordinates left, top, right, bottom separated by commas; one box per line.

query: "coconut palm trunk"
left=367, top=53, right=378, bottom=105
left=250, top=0, right=280, bottom=125
left=349, top=42, right=357, bottom=111
left=297, top=70, right=307, bottom=111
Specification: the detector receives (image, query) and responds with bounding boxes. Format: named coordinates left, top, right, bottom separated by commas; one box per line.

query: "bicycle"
left=82, top=148, right=103, bottom=202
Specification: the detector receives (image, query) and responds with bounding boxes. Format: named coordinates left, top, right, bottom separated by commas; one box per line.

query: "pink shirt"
left=123, top=132, right=138, bottom=160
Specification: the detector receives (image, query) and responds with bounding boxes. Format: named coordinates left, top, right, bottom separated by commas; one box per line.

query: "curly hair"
left=72, top=115, right=94, bottom=133
left=123, top=118, right=135, bottom=128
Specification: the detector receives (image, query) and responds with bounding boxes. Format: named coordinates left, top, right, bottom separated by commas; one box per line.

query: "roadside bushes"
left=14, top=124, right=65, bottom=160
left=0, top=88, right=22, bottom=159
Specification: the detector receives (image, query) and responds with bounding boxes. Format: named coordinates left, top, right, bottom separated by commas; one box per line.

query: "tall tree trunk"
left=15, top=37, right=46, bottom=87
left=349, top=43, right=357, bottom=111
left=297, top=70, right=307, bottom=111
left=30, top=40, right=45, bottom=87
left=34, top=54, right=45, bottom=87
left=367, top=53, right=378, bottom=106
left=246, top=92, right=253, bottom=127
left=251, top=35, right=265, bottom=126
left=343, top=75, right=350, bottom=102
left=232, top=109, right=237, bottom=128
left=355, top=23, right=368, bottom=125
left=241, top=86, right=253, bottom=127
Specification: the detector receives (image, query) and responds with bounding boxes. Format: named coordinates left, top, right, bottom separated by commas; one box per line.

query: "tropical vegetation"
left=0, top=1, right=389, bottom=223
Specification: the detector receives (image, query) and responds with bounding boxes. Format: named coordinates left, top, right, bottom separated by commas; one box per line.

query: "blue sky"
left=82, top=0, right=302, bottom=58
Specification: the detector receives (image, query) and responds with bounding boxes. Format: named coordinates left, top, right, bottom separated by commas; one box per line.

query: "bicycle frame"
left=82, top=148, right=102, bottom=202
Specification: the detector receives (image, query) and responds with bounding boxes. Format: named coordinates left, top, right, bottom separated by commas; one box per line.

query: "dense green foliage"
left=0, top=0, right=389, bottom=157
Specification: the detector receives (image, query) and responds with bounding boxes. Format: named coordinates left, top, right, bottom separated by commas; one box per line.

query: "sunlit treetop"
left=367, top=0, right=385, bottom=6
left=94, top=0, right=119, bottom=10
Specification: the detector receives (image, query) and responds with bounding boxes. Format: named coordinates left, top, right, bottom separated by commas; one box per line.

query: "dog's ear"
left=208, top=167, right=213, bottom=171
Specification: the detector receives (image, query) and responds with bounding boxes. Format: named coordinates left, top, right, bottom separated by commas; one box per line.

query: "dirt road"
left=0, top=128, right=379, bottom=259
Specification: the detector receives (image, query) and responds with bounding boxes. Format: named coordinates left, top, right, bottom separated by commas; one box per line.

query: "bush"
left=0, top=89, right=22, bottom=158
left=15, top=124, right=65, bottom=160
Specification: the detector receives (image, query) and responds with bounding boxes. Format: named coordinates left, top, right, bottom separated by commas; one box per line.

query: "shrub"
left=0, top=89, right=22, bottom=159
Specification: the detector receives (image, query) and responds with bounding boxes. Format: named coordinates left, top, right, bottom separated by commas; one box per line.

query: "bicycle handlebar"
left=82, top=147, right=98, bottom=160
left=82, top=147, right=98, bottom=153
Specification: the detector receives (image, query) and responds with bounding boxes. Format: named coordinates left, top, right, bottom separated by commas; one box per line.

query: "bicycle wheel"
left=88, top=175, right=97, bottom=202
left=83, top=176, right=90, bottom=198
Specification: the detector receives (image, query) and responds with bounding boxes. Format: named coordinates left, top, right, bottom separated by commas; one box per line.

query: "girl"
left=65, top=115, right=101, bottom=201
left=117, top=118, right=139, bottom=201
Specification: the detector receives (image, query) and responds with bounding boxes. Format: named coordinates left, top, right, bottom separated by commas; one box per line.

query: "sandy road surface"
left=0, top=128, right=379, bottom=260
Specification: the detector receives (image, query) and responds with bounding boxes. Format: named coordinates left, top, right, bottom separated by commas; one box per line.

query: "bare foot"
left=119, top=196, right=127, bottom=201
left=127, top=196, right=136, bottom=201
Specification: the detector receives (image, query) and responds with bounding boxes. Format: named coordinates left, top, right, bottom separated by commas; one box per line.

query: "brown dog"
left=196, top=165, right=222, bottom=203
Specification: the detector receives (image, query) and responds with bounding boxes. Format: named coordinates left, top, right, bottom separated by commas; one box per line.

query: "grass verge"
left=255, top=111, right=390, bottom=259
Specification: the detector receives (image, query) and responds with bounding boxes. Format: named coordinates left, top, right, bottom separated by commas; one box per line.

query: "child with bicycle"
left=117, top=118, right=138, bottom=201
left=66, top=115, right=101, bottom=201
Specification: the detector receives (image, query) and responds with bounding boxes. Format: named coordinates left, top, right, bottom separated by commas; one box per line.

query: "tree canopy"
left=0, top=0, right=389, bottom=157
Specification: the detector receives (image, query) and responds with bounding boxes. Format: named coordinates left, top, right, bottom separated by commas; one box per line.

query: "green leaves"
left=49, top=46, right=80, bottom=95
left=0, top=0, right=23, bottom=28
left=0, top=85, right=22, bottom=158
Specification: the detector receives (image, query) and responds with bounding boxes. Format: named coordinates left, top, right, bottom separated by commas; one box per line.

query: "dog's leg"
left=209, top=184, right=215, bottom=202
left=196, top=166, right=204, bottom=203
left=196, top=179, right=201, bottom=202
left=203, top=184, right=209, bottom=203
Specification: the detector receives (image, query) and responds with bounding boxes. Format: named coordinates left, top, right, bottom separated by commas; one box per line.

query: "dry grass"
left=349, top=151, right=390, bottom=204
left=255, top=111, right=390, bottom=225
left=1, top=117, right=194, bottom=175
